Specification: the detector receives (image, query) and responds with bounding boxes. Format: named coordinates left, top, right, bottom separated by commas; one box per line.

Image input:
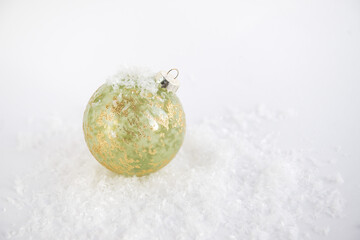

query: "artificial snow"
left=3, top=109, right=344, bottom=240
left=107, top=67, right=159, bottom=95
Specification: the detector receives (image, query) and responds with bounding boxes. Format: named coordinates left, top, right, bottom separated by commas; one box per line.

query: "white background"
left=0, top=0, right=359, bottom=239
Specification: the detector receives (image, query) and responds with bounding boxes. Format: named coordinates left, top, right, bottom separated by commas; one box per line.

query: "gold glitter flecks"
left=148, top=145, right=157, bottom=155
left=166, top=101, right=176, bottom=119
left=83, top=85, right=185, bottom=177
left=96, top=110, right=115, bottom=127
left=123, top=152, right=135, bottom=164
left=112, top=101, right=126, bottom=114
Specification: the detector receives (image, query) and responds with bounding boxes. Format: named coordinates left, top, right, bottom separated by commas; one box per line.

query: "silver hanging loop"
left=156, top=68, right=180, bottom=93
left=167, top=68, right=179, bottom=79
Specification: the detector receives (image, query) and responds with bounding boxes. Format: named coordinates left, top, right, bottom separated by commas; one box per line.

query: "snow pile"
left=107, top=67, right=159, bottom=95
left=4, top=109, right=344, bottom=240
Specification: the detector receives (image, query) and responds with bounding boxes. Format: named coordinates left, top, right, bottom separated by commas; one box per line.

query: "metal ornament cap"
left=157, top=68, right=180, bottom=93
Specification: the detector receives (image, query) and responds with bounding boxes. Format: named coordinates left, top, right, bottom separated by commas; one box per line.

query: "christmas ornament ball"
left=83, top=69, right=185, bottom=176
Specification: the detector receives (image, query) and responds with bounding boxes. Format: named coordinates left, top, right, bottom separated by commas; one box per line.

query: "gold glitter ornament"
left=83, top=68, right=185, bottom=176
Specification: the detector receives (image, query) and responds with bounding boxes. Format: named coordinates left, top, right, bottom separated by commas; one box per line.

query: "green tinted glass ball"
left=83, top=83, right=185, bottom=176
